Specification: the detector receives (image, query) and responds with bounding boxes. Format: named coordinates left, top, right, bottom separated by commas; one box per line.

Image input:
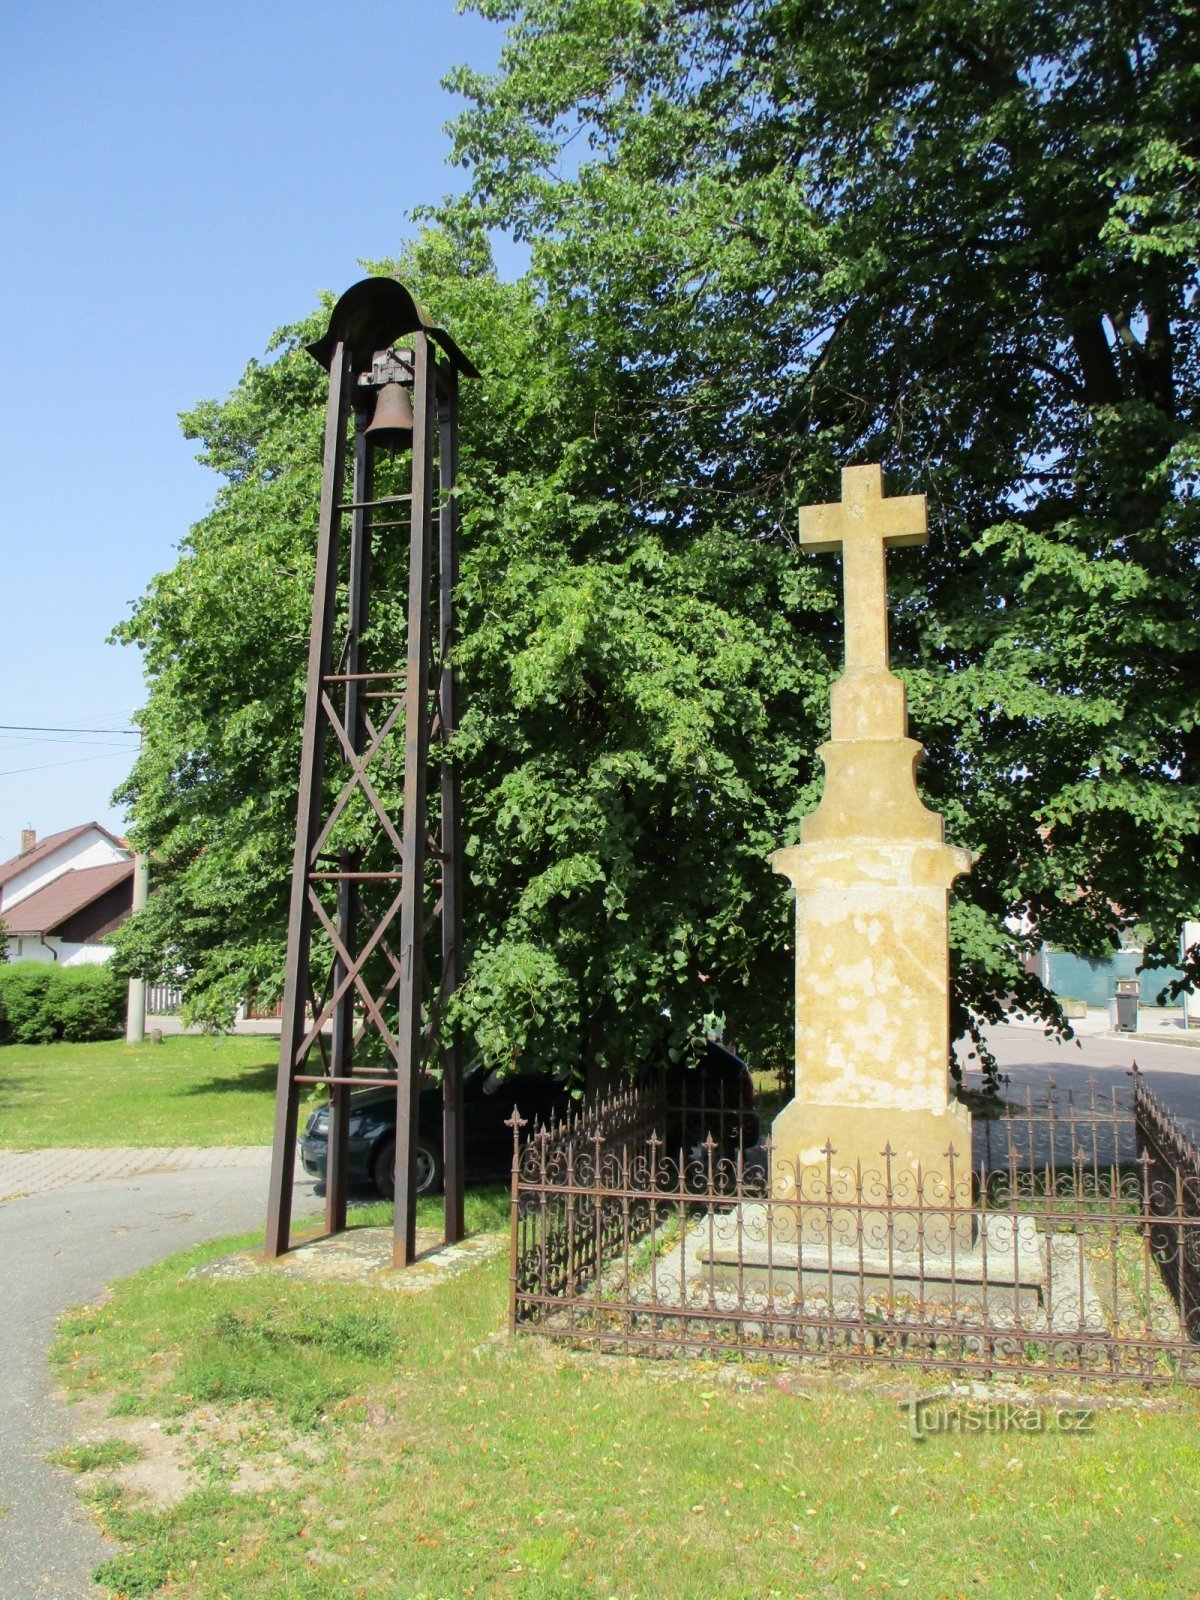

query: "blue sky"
left=0, top=0, right=509, bottom=861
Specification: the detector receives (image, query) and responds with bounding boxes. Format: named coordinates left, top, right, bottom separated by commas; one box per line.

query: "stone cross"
left=760, top=461, right=973, bottom=1239
left=799, top=464, right=926, bottom=675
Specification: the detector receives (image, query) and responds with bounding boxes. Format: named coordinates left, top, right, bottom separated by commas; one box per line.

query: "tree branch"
left=1069, top=316, right=1123, bottom=406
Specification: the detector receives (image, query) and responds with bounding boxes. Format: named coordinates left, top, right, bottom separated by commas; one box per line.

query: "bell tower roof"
left=307, top=276, right=479, bottom=378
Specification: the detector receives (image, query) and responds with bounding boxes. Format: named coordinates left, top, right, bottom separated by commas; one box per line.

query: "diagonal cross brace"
left=307, top=888, right=404, bottom=1063
left=295, top=882, right=406, bottom=1064
left=309, top=691, right=406, bottom=864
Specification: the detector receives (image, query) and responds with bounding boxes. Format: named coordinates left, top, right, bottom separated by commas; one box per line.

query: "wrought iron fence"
left=1133, top=1071, right=1200, bottom=1342
left=509, top=1071, right=1200, bottom=1385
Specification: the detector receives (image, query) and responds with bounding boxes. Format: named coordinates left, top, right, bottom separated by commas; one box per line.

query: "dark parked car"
left=299, top=1040, right=759, bottom=1198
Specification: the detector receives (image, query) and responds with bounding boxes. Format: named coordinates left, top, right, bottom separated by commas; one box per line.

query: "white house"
left=0, top=824, right=134, bottom=966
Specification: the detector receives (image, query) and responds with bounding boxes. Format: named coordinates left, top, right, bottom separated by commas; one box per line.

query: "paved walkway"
left=1054, top=1006, right=1200, bottom=1049
left=144, top=1015, right=282, bottom=1038
left=0, top=1152, right=319, bottom=1600
left=0, top=1145, right=272, bottom=1204
left=964, top=1016, right=1200, bottom=1140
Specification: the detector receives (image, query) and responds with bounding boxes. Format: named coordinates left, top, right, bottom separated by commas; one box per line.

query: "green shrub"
left=0, top=962, right=57, bottom=1043
left=54, top=964, right=125, bottom=1042
left=0, top=960, right=125, bottom=1045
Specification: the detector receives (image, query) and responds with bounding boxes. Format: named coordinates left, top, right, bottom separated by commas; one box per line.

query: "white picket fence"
left=146, top=983, right=184, bottom=1015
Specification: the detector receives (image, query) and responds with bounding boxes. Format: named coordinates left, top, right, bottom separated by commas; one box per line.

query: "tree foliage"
left=112, top=0, right=1199, bottom=1077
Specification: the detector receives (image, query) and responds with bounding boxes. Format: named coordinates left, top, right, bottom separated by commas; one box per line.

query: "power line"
left=0, top=723, right=139, bottom=735
left=0, top=750, right=135, bottom=779
left=0, top=732, right=136, bottom=750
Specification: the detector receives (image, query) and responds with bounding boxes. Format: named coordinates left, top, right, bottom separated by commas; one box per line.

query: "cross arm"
left=798, top=465, right=927, bottom=553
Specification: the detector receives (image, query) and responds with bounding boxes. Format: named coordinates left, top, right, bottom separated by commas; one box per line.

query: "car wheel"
left=371, top=1135, right=444, bottom=1200
left=414, top=1137, right=444, bottom=1196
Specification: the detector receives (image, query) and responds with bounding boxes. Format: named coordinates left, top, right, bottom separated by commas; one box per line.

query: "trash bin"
left=1112, top=978, right=1139, bottom=1033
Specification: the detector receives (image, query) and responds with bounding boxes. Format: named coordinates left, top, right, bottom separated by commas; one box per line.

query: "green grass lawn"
left=51, top=1203, right=1200, bottom=1600
left=0, top=1035, right=281, bottom=1148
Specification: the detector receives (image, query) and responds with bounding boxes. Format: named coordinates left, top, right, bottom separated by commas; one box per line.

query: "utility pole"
left=125, top=726, right=149, bottom=1045
left=125, top=851, right=149, bottom=1044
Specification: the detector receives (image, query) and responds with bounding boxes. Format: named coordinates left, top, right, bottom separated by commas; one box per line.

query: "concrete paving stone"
left=0, top=1146, right=271, bottom=1204
left=191, top=1225, right=504, bottom=1290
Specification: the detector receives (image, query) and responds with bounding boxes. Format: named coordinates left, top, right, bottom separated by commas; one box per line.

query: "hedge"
left=0, top=961, right=125, bottom=1045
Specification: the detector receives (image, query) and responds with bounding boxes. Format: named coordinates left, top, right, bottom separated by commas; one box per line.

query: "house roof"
left=0, top=861, right=134, bottom=935
left=0, top=822, right=130, bottom=892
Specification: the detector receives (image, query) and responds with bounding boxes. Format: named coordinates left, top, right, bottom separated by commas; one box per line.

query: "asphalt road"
left=964, top=1019, right=1200, bottom=1134
left=0, top=1161, right=319, bottom=1600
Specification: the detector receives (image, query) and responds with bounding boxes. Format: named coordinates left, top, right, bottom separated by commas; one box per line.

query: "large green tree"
left=112, top=226, right=814, bottom=1072
left=443, top=0, right=1200, bottom=1017
left=113, top=0, right=1199, bottom=1078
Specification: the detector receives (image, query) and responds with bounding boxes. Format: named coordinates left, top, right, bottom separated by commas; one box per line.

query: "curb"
left=1102, top=1029, right=1200, bottom=1051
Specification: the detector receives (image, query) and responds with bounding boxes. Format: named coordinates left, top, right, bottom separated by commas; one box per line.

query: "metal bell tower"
left=265, top=277, right=477, bottom=1266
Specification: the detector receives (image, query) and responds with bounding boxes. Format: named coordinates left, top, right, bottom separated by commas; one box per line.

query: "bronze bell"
left=364, top=378, right=414, bottom=451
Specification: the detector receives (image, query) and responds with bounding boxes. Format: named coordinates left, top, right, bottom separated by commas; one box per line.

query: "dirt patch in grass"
left=58, top=1390, right=326, bottom=1511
